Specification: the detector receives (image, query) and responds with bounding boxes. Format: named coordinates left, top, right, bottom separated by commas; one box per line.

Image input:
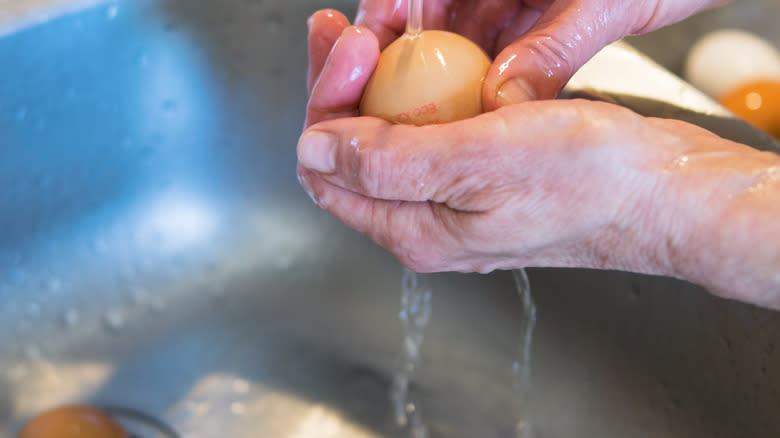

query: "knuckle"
left=631, top=0, right=664, bottom=34
left=531, top=33, right=577, bottom=82
left=350, top=143, right=384, bottom=195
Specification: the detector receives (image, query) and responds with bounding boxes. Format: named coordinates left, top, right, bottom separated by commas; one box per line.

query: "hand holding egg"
left=360, top=30, right=491, bottom=125
left=299, top=6, right=780, bottom=310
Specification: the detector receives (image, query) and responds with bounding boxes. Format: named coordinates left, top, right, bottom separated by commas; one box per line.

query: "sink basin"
left=1, top=0, right=779, bottom=437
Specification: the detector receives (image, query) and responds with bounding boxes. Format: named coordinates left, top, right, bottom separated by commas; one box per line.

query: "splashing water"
left=390, top=268, right=536, bottom=436
left=15, top=106, right=27, bottom=123
left=392, top=269, right=432, bottom=438
left=512, top=269, right=537, bottom=438
left=406, top=0, right=424, bottom=36
left=392, top=3, right=431, bottom=433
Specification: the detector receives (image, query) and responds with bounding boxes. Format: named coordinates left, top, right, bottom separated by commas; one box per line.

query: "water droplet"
left=137, top=53, right=149, bottom=68
left=11, top=268, right=27, bottom=284
left=35, top=174, right=53, bottom=189
left=48, top=278, right=62, bottom=294
left=232, top=379, right=250, bottom=394
left=106, top=4, right=119, bottom=20
left=162, top=100, right=178, bottom=112
left=63, top=308, right=80, bottom=328
left=103, top=310, right=124, bottom=333
left=24, top=344, right=43, bottom=361
left=15, top=107, right=27, bottom=122
left=94, top=239, right=108, bottom=254
left=230, top=402, right=245, bottom=415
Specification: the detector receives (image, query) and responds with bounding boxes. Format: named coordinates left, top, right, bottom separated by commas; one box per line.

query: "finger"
left=483, top=0, right=632, bottom=110
left=355, top=0, right=406, bottom=48
left=448, top=1, right=523, bottom=55
left=298, top=108, right=535, bottom=208
left=297, top=166, right=451, bottom=272
left=298, top=100, right=610, bottom=206
left=307, top=9, right=350, bottom=96
left=494, top=7, right=544, bottom=54
left=355, top=0, right=450, bottom=48
left=305, top=26, right=380, bottom=127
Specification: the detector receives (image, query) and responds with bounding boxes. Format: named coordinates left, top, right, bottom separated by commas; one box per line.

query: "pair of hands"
left=297, top=0, right=780, bottom=307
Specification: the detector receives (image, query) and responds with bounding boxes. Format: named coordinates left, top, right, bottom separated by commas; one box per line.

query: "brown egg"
left=19, top=405, right=128, bottom=438
left=360, top=30, right=491, bottom=126
left=719, top=79, right=780, bottom=139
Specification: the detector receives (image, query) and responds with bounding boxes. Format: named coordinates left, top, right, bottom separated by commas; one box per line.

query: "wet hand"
left=300, top=9, right=780, bottom=310
left=355, top=0, right=732, bottom=108
left=301, top=12, right=688, bottom=275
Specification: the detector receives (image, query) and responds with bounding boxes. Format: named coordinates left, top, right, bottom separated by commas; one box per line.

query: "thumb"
left=483, top=1, right=631, bottom=110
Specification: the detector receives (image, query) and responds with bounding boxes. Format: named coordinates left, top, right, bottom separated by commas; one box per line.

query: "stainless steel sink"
left=1, top=0, right=779, bottom=437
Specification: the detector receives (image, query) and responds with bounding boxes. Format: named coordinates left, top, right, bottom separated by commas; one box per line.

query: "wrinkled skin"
left=298, top=3, right=780, bottom=309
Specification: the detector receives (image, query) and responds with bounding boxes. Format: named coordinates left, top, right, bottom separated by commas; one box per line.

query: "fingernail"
left=297, top=172, right=318, bottom=205
left=307, top=16, right=314, bottom=32
left=496, top=78, right=536, bottom=106
left=298, top=131, right=337, bottom=173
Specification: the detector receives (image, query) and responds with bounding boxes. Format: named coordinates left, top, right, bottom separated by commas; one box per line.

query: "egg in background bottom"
left=719, top=79, right=780, bottom=139
left=685, top=29, right=780, bottom=99
left=360, top=30, right=491, bottom=126
left=19, top=405, right=128, bottom=438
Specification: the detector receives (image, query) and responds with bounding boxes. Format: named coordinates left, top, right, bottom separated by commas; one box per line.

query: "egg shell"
left=719, top=79, right=780, bottom=139
left=685, top=29, right=780, bottom=98
left=360, top=30, right=491, bottom=126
